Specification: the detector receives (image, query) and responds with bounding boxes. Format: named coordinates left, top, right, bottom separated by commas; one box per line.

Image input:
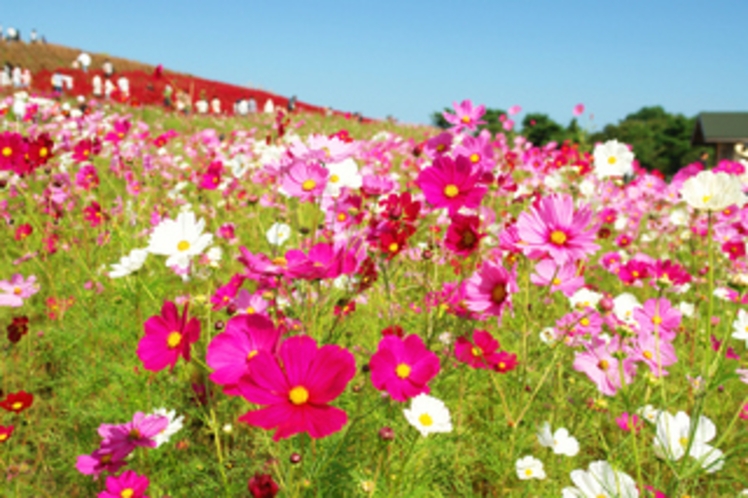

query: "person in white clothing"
left=77, top=52, right=91, bottom=72
left=21, top=68, right=31, bottom=88
left=263, top=98, right=275, bottom=114
left=210, top=96, right=221, bottom=114
left=195, top=99, right=209, bottom=114
left=104, top=78, right=115, bottom=99
left=92, top=75, right=103, bottom=97
left=11, top=66, right=22, bottom=88
left=117, top=76, right=130, bottom=98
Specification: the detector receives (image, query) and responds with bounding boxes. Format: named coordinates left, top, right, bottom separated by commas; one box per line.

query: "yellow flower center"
left=680, top=436, right=689, bottom=448
left=652, top=315, right=662, bottom=325
left=597, top=359, right=609, bottom=371
left=302, top=179, right=316, bottom=191
left=11, top=402, right=22, bottom=410
left=607, top=156, right=617, bottom=165
left=702, top=195, right=711, bottom=204
left=552, top=278, right=561, bottom=286
left=177, top=240, right=191, bottom=252
left=0, top=434, right=7, bottom=441
left=388, top=242, right=399, bottom=253
left=643, top=350, right=653, bottom=359
left=272, top=256, right=288, bottom=267
left=524, top=469, right=533, bottom=476
left=83, top=150, right=90, bottom=156
left=246, top=307, right=255, bottom=315
left=497, top=361, right=506, bottom=370
left=469, top=153, right=480, bottom=163
left=2, top=146, right=12, bottom=157
left=167, top=331, right=182, bottom=349
left=491, top=284, right=507, bottom=305
left=330, top=174, right=340, bottom=183
left=13, top=287, right=22, bottom=295
left=128, top=429, right=142, bottom=440
left=337, top=212, right=347, bottom=222
left=436, top=144, right=446, bottom=152
left=289, top=386, right=309, bottom=405
left=395, top=363, right=411, bottom=379
left=418, top=413, right=433, bottom=426
left=580, top=317, right=590, bottom=327
left=247, top=350, right=258, bottom=360
left=39, top=147, right=48, bottom=157
left=121, top=489, right=134, bottom=498
left=471, top=346, right=482, bottom=357
left=443, top=184, right=459, bottom=198
left=550, top=230, right=567, bottom=245
left=461, top=115, right=470, bottom=124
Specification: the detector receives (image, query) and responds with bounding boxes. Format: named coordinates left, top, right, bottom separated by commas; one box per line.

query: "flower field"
left=1, top=96, right=747, bottom=497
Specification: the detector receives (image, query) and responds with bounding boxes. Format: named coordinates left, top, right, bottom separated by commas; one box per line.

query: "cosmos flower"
left=98, top=470, right=150, bottom=498
left=731, top=309, right=748, bottom=346
left=680, top=170, right=745, bottom=211
left=537, top=422, right=580, bottom=457
left=149, top=408, right=184, bottom=448
left=593, top=139, right=635, bottom=179
left=561, top=460, right=639, bottom=498
left=515, top=455, right=546, bottom=480
left=442, top=99, right=486, bottom=132
left=403, top=394, right=452, bottom=437
left=370, top=334, right=440, bottom=402
left=266, top=222, right=292, bottom=246
left=416, top=155, right=487, bottom=215
left=136, top=300, right=200, bottom=372
left=653, top=411, right=724, bottom=473
left=147, top=211, right=213, bottom=269
left=464, top=261, right=518, bottom=319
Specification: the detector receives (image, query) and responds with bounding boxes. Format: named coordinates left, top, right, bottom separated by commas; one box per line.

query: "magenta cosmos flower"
left=442, top=99, right=486, bottom=133
left=207, top=314, right=280, bottom=395
left=516, top=194, right=599, bottom=265
left=97, top=411, right=169, bottom=455
left=281, top=160, right=328, bottom=202
left=633, top=297, right=681, bottom=341
left=416, top=155, right=487, bottom=215
left=454, top=329, right=501, bottom=370
left=464, top=261, right=518, bottom=319
left=99, top=470, right=150, bottom=498
left=238, top=336, right=355, bottom=441
left=369, top=334, right=440, bottom=402
left=136, top=301, right=200, bottom=372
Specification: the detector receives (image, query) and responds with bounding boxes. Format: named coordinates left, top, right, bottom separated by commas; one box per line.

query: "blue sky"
left=3, top=0, right=748, bottom=127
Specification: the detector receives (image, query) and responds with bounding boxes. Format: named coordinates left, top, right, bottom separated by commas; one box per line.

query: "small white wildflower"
left=515, top=455, right=546, bottom=480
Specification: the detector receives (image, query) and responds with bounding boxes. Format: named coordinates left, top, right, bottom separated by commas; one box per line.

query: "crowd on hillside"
left=0, top=24, right=46, bottom=44
left=1, top=62, right=32, bottom=89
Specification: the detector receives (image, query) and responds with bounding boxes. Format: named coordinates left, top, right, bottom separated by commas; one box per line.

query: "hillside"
left=0, top=40, right=339, bottom=117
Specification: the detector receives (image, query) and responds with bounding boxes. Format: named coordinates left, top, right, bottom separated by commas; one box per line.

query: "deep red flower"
left=494, top=352, right=518, bottom=373
left=381, top=325, right=404, bottom=338
left=25, top=133, right=54, bottom=171
left=72, top=138, right=102, bottom=163
left=454, top=330, right=501, bottom=370
left=14, top=224, right=32, bottom=241
left=248, top=473, right=279, bottom=498
left=7, top=316, right=29, bottom=344
left=83, top=201, right=105, bottom=228
left=0, top=391, right=34, bottom=413
left=0, top=425, right=14, bottom=443
left=444, top=214, right=484, bottom=256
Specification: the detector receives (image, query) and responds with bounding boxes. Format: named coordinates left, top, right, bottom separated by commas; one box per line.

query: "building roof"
left=692, top=112, right=748, bottom=145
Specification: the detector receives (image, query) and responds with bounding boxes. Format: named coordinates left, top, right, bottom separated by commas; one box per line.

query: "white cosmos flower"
left=150, top=408, right=184, bottom=448
left=206, top=246, right=222, bottom=266
left=680, top=170, right=745, bottom=211
left=677, top=302, right=695, bottom=318
left=266, top=222, right=292, bottom=246
left=669, top=208, right=689, bottom=227
left=637, top=405, right=661, bottom=424
left=403, top=394, right=452, bottom=437
left=593, top=139, right=635, bottom=179
left=569, top=288, right=603, bottom=309
left=731, top=309, right=748, bottom=346
left=147, top=211, right=213, bottom=269
left=612, top=293, right=640, bottom=326
left=516, top=455, right=546, bottom=480
left=561, top=460, right=639, bottom=498
left=324, top=157, right=362, bottom=197
left=109, top=248, right=148, bottom=278
left=653, top=411, right=724, bottom=473
left=537, top=422, right=580, bottom=457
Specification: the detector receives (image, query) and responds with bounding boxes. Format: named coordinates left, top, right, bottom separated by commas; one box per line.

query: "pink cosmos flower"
left=98, top=412, right=170, bottom=455
left=207, top=314, right=280, bottom=395
left=0, top=274, right=39, bottom=306
left=615, top=412, right=643, bottom=433
left=633, top=331, right=677, bottom=377
left=234, top=289, right=270, bottom=316
left=442, top=99, right=486, bottom=133
left=75, top=165, right=100, bottom=190
left=530, top=259, right=584, bottom=297
left=736, top=368, right=748, bottom=384
left=76, top=447, right=129, bottom=476
left=136, top=301, right=201, bottom=372
left=633, top=298, right=681, bottom=341
left=573, top=103, right=585, bottom=117
left=444, top=214, right=484, bottom=256
left=369, top=334, right=440, bottom=402
left=573, top=337, right=634, bottom=396
left=464, top=261, right=518, bottom=319
left=83, top=201, right=105, bottom=228
left=508, top=105, right=522, bottom=116
left=422, top=132, right=453, bottom=159
left=454, top=330, right=501, bottom=370
left=416, top=155, right=487, bottom=214
left=200, top=160, right=223, bottom=190
left=238, top=336, right=356, bottom=441
left=516, top=194, right=599, bottom=265
left=452, top=129, right=494, bottom=174
left=281, top=160, right=328, bottom=202
left=99, top=470, right=150, bottom=498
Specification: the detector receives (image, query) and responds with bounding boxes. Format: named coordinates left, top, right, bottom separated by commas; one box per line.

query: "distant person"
left=210, top=96, right=221, bottom=115
left=195, top=92, right=209, bottom=114
left=163, top=84, right=173, bottom=108
left=77, top=52, right=92, bottom=73
left=30, top=29, right=37, bottom=43
left=104, top=78, right=115, bottom=99
left=51, top=73, right=63, bottom=94
left=248, top=97, right=257, bottom=113
left=0, top=63, right=10, bottom=87
left=11, top=65, right=22, bottom=88
left=287, top=95, right=297, bottom=112
left=92, top=74, right=103, bottom=97
left=21, top=68, right=31, bottom=88
left=6, top=27, right=17, bottom=42
left=102, top=59, right=114, bottom=78
left=154, top=64, right=163, bottom=78
left=263, top=98, right=275, bottom=114
left=236, top=98, right=248, bottom=116
left=0, top=26, right=4, bottom=42
left=117, top=75, right=130, bottom=99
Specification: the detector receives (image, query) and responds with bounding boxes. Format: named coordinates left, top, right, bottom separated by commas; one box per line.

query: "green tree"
left=521, top=113, right=564, bottom=145
left=591, top=106, right=709, bottom=176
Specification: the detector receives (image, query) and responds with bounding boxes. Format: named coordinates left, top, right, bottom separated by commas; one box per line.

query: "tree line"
left=432, top=106, right=711, bottom=177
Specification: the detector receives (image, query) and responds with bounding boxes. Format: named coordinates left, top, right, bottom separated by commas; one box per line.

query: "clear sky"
left=3, top=0, right=747, bottom=128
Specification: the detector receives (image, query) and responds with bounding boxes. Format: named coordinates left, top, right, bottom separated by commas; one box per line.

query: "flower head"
left=147, top=211, right=213, bottom=269
left=370, top=334, right=440, bottom=402
left=681, top=170, right=745, bottom=211
left=98, top=470, right=150, bottom=498
left=416, top=155, right=487, bottom=215
left=516, top=455, right=546, bottom=480
left=403, top=394, right=452, bottom=437
left=136, top=300, right=201, bottom=372
left=593, top=139, right=635, bottom=179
